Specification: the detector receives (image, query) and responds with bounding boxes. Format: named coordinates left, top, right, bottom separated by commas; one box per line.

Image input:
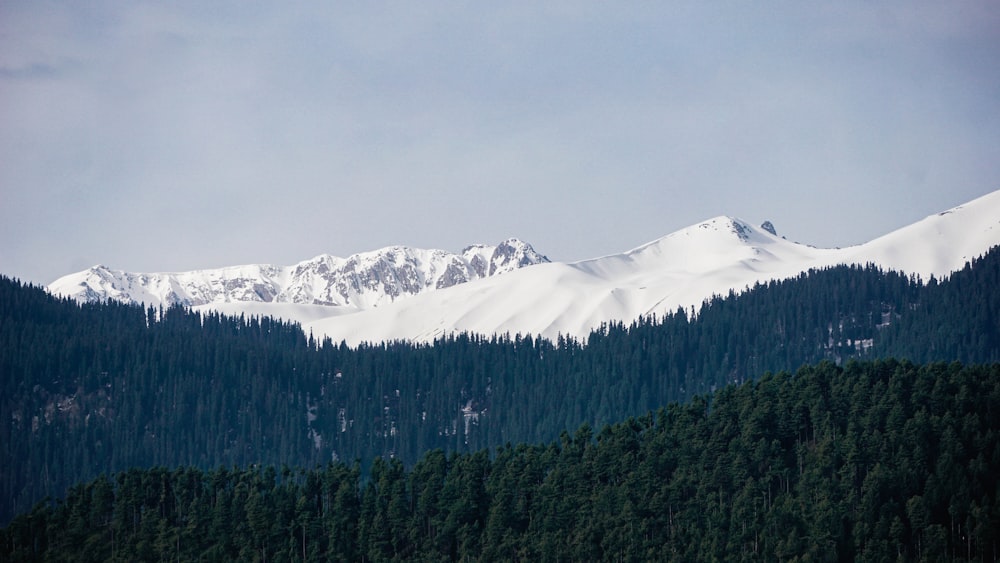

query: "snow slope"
left=48, top=190, right=1000, bottom=346
left=302, top=190, right=1000, bottom=345
left=48, top=239, right=549, bottom=310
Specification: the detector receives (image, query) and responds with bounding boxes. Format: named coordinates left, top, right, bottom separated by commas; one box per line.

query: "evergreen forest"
left=3, top=360, right=999, bottom=561
left=2, top=246, right=999, bottom=559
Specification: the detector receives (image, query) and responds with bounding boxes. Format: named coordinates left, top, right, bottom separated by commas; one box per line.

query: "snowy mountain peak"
left=46, top=190, right=1000, bottom=347
left=488, top=238, right=550, bottom=275
left=653, top=216, right=753, bottom=243
left=619, top=216, right=784, bottom=269
left=49, top=240, right=551, bottom=309
left=296, top=190, right=1000, bottom=346
left=460, top=238, right=549, bottom=277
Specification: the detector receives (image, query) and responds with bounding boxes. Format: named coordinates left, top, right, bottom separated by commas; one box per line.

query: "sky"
left=2, top=2, right=999, bottom=286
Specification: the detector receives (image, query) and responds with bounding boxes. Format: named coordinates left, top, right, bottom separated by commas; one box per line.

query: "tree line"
left=3, top=359, right=998, bottom=561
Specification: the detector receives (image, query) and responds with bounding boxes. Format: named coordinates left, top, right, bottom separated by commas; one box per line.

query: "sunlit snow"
left=48, top=191, right=1000, bottom=347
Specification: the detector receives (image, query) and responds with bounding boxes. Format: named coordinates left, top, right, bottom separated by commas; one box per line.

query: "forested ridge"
left=1, top=247, right=999, bottom=530
left=4, top=360, right=999, bottom=561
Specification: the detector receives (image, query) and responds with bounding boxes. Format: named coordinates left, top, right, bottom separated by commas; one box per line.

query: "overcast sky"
left=2, top=2, right=998, bottom=285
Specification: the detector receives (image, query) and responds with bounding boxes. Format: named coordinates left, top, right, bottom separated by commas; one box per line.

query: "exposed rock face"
left=760, top=221, right=777, bottom=236
left=49, top=240, right=550, bottom=309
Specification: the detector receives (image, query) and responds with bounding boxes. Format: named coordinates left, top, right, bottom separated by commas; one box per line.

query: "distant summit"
left=48, top=240, right=549, bottom=310
left=461, top=239, right=549, bottom=278
left=47, top=190, right=1000, bottom=346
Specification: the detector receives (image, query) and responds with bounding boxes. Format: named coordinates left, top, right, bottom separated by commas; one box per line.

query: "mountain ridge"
left=49, top=238, right=549, bottom=310
left=300, top=191, right=1000, bottom=344
left=48, top=190, right=1000, bottom=345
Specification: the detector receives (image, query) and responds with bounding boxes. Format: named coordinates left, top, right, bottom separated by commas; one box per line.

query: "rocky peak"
left=488, top=239, right=549, bottom=275
left=49, top=239, right=551, bottom=311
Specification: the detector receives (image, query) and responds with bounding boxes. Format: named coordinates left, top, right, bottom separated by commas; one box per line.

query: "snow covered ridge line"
left=48, top=238, right=550, bottom=310
left=47, top=189, right=1000, bottom=346
left=297, top=189, right=1000, bottom=346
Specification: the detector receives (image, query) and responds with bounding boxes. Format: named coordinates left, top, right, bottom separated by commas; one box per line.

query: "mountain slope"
left=302, top=190, right=1000, bottom=345
left=6, top=241, right=1000, bottom=527
left=48, top=190, right=1000, bottom=346
left=48, top=239, right=549, bottom=310
left=838, top=191, right=1000, bottom=277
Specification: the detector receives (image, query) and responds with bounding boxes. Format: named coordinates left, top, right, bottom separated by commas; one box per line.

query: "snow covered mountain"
left=48, top=239, right=549, bottom=310
left=49, top=190, right=1000, bottom=346
left=298, top=190, right=1000, bottom=345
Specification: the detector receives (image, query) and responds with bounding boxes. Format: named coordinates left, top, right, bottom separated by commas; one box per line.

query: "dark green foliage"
left=4, top=360, right=999, bottom=561
left=2, top=248, right=1000, bottom=528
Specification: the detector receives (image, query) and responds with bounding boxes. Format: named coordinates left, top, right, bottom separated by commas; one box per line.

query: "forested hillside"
left=4, top=360, right=998, bottom=561
left=1, top=247, right=998, bottom=526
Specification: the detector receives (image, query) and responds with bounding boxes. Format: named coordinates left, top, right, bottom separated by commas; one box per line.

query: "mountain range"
left=49, top=238, right=548, bottom=312
left=49, top=190, right=1000, bottom=345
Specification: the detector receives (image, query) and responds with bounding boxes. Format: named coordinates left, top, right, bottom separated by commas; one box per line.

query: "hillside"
left=5, top=360, right=998, bottom=561
left=3, top=245, right=998, bottom=526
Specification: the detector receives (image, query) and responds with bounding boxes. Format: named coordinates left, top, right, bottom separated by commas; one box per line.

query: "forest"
left=3, top=360, right=998, bottom=561
left=1, top=246, right=999, bottom=555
